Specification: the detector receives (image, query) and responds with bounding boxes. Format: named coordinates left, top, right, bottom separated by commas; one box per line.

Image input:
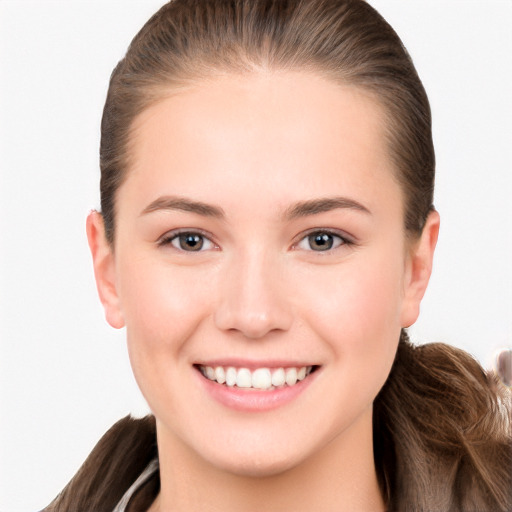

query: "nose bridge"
left=214, top=246, right=292, bottom=338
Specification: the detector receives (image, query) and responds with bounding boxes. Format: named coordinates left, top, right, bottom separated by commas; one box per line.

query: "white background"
left=1, top=1, right=511, bottom=510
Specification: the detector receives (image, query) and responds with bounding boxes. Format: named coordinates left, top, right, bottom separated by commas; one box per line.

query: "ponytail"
left=374, top=331, right=512, bottom=511
left=45, top=333, right=511, bottom=511
left=44, top=415, right=158, bottom=512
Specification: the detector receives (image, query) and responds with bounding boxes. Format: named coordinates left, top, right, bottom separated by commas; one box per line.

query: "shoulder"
left=43, top=415, right=157, bottom=512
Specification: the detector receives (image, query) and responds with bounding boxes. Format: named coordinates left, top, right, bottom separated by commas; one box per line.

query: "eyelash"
left=157, top=229, right=353, bottom=253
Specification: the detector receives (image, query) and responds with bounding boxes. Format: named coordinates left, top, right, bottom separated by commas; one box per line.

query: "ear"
left=400, top=210, right=440, bottom=328
left=86, top=211, right=125, bottom=329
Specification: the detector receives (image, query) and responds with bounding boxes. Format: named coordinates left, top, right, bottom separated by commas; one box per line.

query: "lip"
left=194, top=358, right=315, bottom=370
left=194, top=362, right=320, bottom=412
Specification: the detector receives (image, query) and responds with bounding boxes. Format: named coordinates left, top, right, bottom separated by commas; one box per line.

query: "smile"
left=197, top=365, right=316, bottom=390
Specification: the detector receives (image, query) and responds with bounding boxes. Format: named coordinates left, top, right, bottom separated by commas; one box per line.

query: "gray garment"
left=112, top=459, right=159, bottom=512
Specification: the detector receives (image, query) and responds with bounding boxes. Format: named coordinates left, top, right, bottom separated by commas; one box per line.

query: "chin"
left=208, top=449, right=305, bottom=478
left=188, top=429, right=309, bottom=478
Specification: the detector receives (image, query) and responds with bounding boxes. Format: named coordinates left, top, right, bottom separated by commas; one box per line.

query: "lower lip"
left=196, top=369, right=318, bottom=412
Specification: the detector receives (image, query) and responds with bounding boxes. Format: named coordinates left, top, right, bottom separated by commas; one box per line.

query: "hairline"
left=107, top=65, right=414, bottom=248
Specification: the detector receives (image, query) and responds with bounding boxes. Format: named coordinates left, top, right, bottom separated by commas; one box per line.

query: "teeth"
left=214, top=366, right=226, bottom=384
left=252, top=368, right=272, bottom=390
left=271, top=368, right=285, bottom=387
left=285, top=367, right=297, bottom=386
left=226, top=367, right=237, bottom=387
left=199, top=365, right=313, bottom=389
left=236, top=368, right=252, bottom=388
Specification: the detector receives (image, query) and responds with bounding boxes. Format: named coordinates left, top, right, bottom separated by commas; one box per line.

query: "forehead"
left=124, top=71, right=401, bottom=217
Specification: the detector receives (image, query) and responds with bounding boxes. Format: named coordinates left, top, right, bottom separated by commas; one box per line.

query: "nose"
left=214, top=249, right=293, bottom=339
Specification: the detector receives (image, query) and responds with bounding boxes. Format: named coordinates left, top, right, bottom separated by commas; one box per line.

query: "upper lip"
left=194, top=359, right=318, bottom=370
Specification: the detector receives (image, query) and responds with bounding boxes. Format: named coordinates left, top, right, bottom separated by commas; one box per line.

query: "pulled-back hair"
left=100, top=0, right=434, bottom=245
left=46, top=1, right=512, bottom=510
left=45, top=338, right=512, bottom=511
left=374, top=333, right=511, bottom=510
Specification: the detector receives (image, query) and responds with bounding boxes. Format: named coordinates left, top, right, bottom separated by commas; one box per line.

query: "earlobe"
left=400, top=210, right=440, bottom=328
left=86, top=211, right=125, bottom=329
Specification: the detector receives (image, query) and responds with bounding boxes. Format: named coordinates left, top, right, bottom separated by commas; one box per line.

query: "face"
left=89, top=71, right=437, bottom=477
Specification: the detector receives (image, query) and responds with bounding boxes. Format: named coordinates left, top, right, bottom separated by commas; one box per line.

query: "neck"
left=153, top=407, right=385, bottom=512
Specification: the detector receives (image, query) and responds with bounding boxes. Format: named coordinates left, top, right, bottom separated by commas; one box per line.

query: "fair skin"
left=87, top=71, right=439, bottom=511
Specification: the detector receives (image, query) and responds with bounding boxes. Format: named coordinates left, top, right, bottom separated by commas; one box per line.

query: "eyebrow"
left=140, top=195, right=370, bottom=220
left=140, top=196, right=225, bottom=218
left=284, top=196, right=371, bottom=220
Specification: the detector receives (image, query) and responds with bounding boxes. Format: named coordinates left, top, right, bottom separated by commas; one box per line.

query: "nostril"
left=214, top=307, right=292, bottom=339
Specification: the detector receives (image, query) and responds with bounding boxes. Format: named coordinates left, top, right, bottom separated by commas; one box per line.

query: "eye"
left=160, top=231, right=215, bottom=252
left=296, top=231, right=348, bottom=252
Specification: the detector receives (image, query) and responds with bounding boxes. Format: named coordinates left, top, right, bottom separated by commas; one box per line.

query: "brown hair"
left=374, top=333, right=512, bottom=510
left=100, top=0, right=434, bottom=245
left=46, top=1, right=512, bottom=510
left=45, top=339, right=512, bottom=511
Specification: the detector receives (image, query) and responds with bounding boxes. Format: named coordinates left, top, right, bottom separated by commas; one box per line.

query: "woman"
left=44, top=0, right=511, bottom=510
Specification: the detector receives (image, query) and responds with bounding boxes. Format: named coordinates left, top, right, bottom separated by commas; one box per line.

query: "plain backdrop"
left=1, top=1, right=511, bottom=510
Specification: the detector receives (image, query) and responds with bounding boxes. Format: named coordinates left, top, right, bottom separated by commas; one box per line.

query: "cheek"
left=117, top=257, right=219, bottom=414
left=297, top=251, right=404, bottom=370
left=117, top=257, right=215, bottom=354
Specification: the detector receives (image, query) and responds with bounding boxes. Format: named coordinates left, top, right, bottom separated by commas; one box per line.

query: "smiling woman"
left=37, top=1, right=512, bottom=511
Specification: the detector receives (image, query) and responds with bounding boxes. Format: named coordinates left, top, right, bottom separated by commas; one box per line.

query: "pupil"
left=180, top=234, right=203, bottom=251
left=309, top=233, right=333, bottom=251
